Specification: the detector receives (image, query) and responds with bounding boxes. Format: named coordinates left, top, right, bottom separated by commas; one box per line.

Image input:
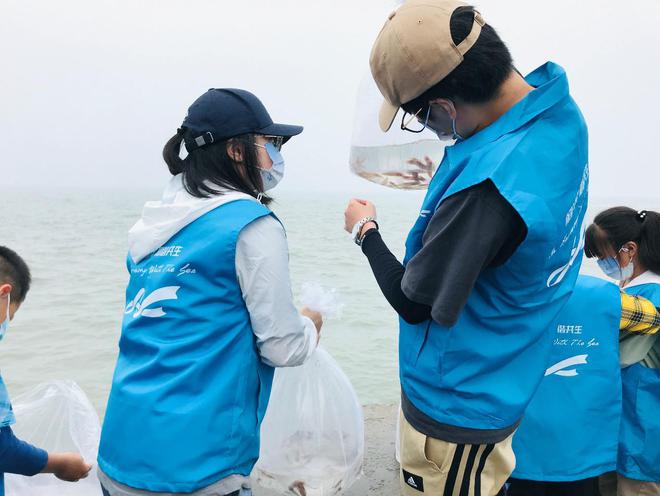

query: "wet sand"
left=253, top=404, right=400, bottom=496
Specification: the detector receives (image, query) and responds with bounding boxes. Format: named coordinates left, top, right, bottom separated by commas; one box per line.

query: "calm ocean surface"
left=1, top=188, right=657, bottom=417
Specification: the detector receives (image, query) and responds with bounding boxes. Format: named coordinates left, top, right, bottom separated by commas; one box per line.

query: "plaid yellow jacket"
left=620, top=292, right=660, bottom=334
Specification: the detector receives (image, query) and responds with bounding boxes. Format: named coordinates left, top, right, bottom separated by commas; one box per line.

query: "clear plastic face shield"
left=349, top=73, right=447, bottom=190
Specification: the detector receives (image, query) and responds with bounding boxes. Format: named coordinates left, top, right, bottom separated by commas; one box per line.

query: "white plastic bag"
left=299, top=282, right=343, bottom=319
left=253, top=348, right=364, bottom=496
left=5, top=380, right=102, bottom=496
left=349, top=69, right=447, bottom=190
left=253, top=285, right=363, bottom=496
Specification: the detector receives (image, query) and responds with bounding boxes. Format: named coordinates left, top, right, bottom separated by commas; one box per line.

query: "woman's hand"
left=44, top=452, right=92, bottom=482
left=301, top=307, right=323, bottom=342
left=344, top=199, right=377, bottom=233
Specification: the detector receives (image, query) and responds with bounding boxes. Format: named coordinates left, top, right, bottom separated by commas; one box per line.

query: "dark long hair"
left=584, top=206, right=660, bottom=274
left=162, top=131, right=272, bottom=204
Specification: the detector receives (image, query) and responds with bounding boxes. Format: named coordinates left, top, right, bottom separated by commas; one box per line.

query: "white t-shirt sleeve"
left=235, top=215, right=317, bottom=367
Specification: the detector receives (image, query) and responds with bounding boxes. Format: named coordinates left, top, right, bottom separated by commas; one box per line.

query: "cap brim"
left=379, top=100, right=400, bottom=132
left=257, top=123, right=303, bottom=143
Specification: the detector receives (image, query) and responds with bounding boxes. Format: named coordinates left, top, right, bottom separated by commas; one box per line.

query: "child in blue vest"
left=0, top=246, right=92, bottom=495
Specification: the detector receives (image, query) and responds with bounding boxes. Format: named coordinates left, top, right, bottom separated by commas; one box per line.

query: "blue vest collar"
left=447, top=62, right=570, bottom=162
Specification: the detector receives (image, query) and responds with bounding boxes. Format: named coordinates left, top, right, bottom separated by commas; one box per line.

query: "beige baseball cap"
left=369, top=0, right=485, bottom=131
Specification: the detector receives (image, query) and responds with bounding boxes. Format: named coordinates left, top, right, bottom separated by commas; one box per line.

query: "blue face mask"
left=597, top=250, right=634, bottom=281
left=431, top=102, right=463, bottom=142
left=258, top=143, right=285, bottom=191
left=451, top=117, right=464, bottom=141
left=0, top=294, right=10, bottom=342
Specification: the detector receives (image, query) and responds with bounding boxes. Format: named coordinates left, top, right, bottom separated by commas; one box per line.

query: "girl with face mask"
left=97, top=89, right=322, bottom=496
left=584, top=207, right=660, bottom=495
left=585, top=208, right=660, bottom=287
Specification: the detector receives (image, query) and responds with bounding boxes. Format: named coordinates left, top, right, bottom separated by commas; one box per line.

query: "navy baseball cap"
left=180, top=88, right=303, bottom=153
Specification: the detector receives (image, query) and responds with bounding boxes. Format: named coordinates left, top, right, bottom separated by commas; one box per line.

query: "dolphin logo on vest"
left=125, top=286, right=180, bottom=318
left=544, top=354, right=588, bottom=377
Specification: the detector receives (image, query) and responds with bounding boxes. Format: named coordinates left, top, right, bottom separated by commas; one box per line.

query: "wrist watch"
left=352, top=216, right=378, bottom=246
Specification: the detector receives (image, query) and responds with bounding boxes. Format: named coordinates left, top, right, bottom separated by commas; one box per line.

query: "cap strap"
left=183, top=131, right=215, bottom=153
left=456, top=11, right=485, bottom=56
left=194, top=131, right=214, bottom=148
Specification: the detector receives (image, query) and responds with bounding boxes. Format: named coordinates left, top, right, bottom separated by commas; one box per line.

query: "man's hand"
left=44, top=452, right=92, bottom=482
left=344, top=198, right=377, bottom=233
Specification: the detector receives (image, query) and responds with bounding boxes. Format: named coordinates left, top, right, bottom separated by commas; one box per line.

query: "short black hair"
left=402, top=6, right=514, bottom=113
left=585, top=207, right=660, bottom=275
left=0, top=246, right=31, bottom=303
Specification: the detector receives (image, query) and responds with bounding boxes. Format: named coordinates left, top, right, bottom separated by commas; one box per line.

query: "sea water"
left=1, top=188, right=657, bottom=417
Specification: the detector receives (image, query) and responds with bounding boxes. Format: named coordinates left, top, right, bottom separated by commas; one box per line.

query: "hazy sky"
left=2, top=0, right=659, bottom=197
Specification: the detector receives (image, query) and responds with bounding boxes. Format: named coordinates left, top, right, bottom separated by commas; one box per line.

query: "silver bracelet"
left=352, top=216, right=378, bottom=246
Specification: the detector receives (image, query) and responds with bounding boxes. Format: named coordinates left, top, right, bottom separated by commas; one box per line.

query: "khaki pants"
left=600, top=472, right=660, bottom=496
left=399, top=411, right=515, bottom=496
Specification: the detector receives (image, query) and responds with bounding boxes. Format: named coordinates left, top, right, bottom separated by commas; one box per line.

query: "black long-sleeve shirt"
left=361, top=180, right=526, bottom=327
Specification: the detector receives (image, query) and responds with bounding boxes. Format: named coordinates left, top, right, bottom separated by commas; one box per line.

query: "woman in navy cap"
left=97, top=89, right=322, bottom=496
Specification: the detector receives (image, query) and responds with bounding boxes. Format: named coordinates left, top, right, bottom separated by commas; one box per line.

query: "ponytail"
left=162, top=130, right=186, bottom=175
left=638, top=210, right=660, bottom=274
left=159, top=130, right=273, bottom=205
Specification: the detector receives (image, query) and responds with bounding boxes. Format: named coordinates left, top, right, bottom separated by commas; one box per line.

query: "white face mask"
left=0, top=294, right=10, bottom=341
left=257, top=143, right=285, bottom=191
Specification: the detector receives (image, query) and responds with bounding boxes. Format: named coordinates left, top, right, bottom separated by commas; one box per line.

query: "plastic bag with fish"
left=253, top=285, right=363, bottom=496
left=349, top=68, right=447, bottom=190
left=5, top=380, right=102, bottom=496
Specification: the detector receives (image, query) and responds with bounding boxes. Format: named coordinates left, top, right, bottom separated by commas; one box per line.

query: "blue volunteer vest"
left=618, top=281, right=660, bottom=482
left=98, top=199, right=276, bottom=493
left=512, top=275, right=621, bottom=481
left=0, top=373, right=15, bottom=496
left=400, top=62, right=589, bottom=431
left=0, top=375, right=15, bottom=428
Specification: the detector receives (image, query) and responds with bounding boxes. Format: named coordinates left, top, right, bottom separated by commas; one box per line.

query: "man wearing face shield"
left=343, top=1, right=589, bottom=494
